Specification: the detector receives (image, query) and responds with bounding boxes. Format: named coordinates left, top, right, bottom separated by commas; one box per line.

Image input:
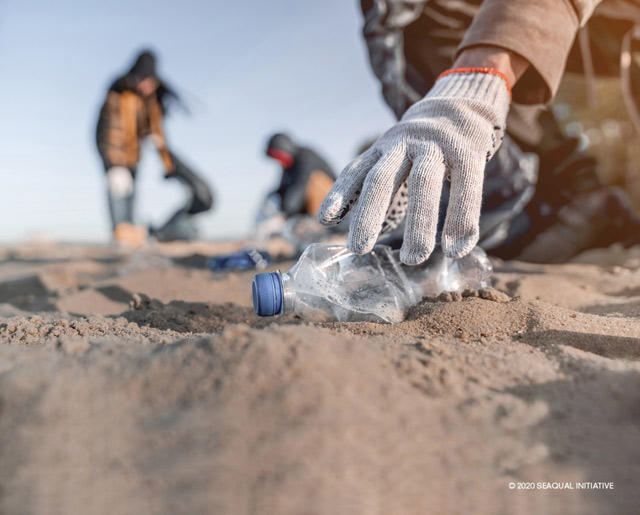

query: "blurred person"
left=265, top=133, right=336, bottom=219
left=254, top=133, right=340, bottom=246
left=318, top=0, right=640, bottom=264
left=96, top=50, right=213, bottom=246
left=208, top=133, right=340, bottom=272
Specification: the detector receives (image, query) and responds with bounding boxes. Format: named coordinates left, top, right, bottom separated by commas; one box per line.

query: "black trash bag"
left=151, top=153, right=214, bottom=241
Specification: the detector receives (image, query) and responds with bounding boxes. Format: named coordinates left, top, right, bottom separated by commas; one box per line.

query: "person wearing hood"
left=265, top=133, right=336, bottom=219
left=96, top=50, right=213, bottom=245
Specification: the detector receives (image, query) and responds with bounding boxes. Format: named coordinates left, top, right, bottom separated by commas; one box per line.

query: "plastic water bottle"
left=252, top=243, right=492, bottom=323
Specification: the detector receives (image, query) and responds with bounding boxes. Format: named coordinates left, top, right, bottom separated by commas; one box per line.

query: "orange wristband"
left=437, top=67, right=512, bottom=98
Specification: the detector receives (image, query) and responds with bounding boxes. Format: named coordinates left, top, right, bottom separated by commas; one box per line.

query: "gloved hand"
left=318, top=68, right=511, bottom=264
left=106, top=166, right=134, bottom=198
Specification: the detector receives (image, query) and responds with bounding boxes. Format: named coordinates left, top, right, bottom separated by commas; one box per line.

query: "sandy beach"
left=1, top=239, right=639, bottom=514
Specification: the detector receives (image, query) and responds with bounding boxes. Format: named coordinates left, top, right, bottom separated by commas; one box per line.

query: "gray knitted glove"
left=318, top=69, right=511, bottom=264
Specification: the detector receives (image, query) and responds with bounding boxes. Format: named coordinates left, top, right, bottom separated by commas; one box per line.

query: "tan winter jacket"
left=96, top=89, right=174, bottom=175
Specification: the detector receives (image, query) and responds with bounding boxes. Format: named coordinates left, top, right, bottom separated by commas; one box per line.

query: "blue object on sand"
left=207, top=248, right=272, bottom=272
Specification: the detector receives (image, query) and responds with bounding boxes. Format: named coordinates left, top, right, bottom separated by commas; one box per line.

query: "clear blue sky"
left=0, top=0, right=395, bottom=242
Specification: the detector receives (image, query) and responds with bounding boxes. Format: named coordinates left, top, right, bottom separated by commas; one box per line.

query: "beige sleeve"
left=457, top=0, right=604, bottom=104
left=573, top=0, right=604, bottom=24
left=147, top=96, right=175, bottom=175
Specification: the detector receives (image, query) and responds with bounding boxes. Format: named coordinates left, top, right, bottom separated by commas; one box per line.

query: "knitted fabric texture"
left=318, top=70, right=511, bottom=264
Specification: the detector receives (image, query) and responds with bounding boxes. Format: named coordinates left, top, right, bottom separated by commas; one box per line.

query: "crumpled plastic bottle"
left=252, top=243, right=492, bottom=323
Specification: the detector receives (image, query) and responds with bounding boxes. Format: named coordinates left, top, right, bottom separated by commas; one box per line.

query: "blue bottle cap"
left=252, top=272, right=284, bottom=316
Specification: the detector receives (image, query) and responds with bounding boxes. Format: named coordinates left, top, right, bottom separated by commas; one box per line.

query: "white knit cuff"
left=430, top=70, right=511, bottom=110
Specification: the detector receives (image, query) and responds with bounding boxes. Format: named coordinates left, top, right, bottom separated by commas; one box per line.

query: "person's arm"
left=147, top=97, right=175, bottom=177
left=280, top=170, right=308, bottom=216
left=280, top=151, right=331, bottom=216
left=318, top=0, right=604, bottom=265
left=453, top=47, right=529, bottom=92
left=457, top=0, right=603, bottom=103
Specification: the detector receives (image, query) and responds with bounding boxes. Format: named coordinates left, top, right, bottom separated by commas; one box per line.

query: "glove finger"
left=442, top=151, right=486, bottom=258
left=318, top=147, right=379, bottom=226
left=400, top=146, right=446, bottom=265
left=380, top=178, right=409, bottom=236
left=348, top=145, right=410, bottom=254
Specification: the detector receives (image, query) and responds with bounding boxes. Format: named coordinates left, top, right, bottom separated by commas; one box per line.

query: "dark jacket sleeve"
left=278, top=169, right=308, bottom=216
left=278, top=149, right=336, bottom=216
